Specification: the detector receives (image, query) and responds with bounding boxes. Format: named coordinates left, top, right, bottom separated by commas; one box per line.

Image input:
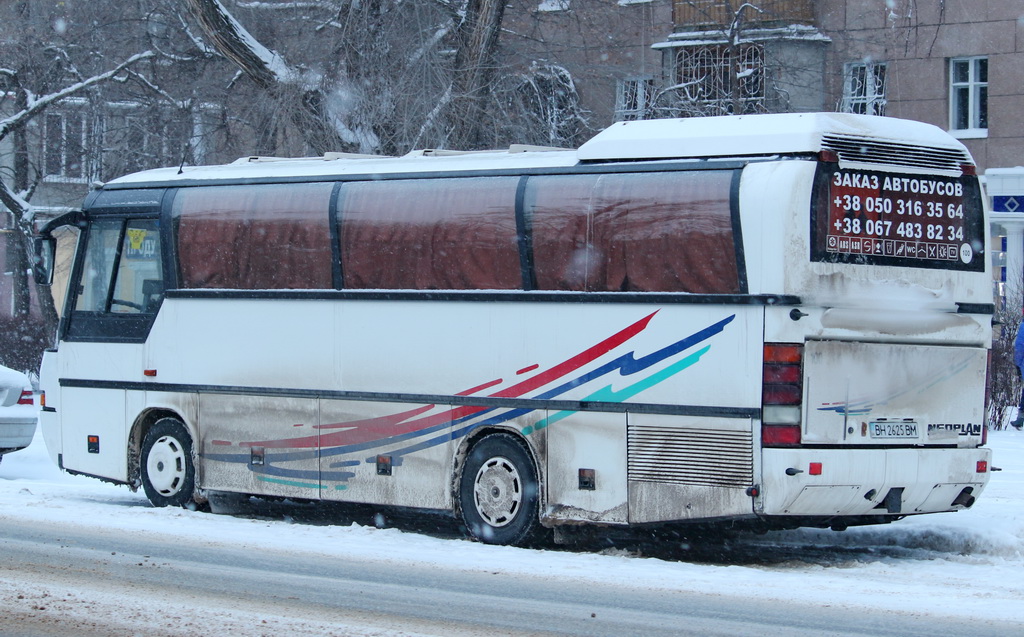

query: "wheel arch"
left=128, top=407, right=201, bottom=499
left=452, top=426, right=545, bottom=518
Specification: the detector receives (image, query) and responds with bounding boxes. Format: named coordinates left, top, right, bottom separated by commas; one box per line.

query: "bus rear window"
left=811, top=165, right=985, bottom=271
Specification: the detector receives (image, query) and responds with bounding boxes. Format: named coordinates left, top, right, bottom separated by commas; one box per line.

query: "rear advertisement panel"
left=811, top=165, right=985, bottom=272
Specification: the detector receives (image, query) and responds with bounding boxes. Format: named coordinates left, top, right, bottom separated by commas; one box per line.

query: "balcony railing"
left=673, top=0, right=815, bottom=30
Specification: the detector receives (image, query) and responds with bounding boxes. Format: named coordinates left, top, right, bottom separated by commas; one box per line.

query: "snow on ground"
left=2, top=428, right=1024, bottom=625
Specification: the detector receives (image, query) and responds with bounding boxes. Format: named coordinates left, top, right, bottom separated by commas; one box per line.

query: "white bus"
left=36, top=113, right=992, bottom=545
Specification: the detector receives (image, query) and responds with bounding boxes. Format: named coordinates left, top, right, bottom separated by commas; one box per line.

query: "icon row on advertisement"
left=826, top=235, right=959, bottom=260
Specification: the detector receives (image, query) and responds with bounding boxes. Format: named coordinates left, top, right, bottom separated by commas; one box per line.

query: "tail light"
left=17, top=390, right=34, bottom=406
left=762, top=343, right=803, bottom=447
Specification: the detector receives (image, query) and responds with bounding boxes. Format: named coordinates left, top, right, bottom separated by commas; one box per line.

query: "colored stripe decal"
left=200, top=310, right=740, bottom=491
left=256, top=476, right=325, bottom=490
left=527, top=345, right=712, bottom=434
left=239, top=311, right=659, bottom=450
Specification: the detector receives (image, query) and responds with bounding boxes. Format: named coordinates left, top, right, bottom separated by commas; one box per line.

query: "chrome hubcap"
left=473, top=456, right=522, bottom=527
left=147, top=435, right=186, bottom=496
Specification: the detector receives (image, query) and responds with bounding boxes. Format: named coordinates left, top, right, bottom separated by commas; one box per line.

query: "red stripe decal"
left=489, top=310, right=657, bottom=399
left=456, top=378, right=504, bottom=396
left=239, top=311, right=657, bottom=449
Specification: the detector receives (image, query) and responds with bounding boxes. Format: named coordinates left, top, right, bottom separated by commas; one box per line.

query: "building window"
left=949, top=56, right=987, bottom=135
left=841, top=62, right=886, bottom=116
left=43, top=109, right=94, bottom=181
left=672, top=43, right=765, bottom=116
left=102, top=108, right=200, bottom=180
left=615, top=77, right=657, bottom=121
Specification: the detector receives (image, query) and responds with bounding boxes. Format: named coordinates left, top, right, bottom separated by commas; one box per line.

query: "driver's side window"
left=75, top=218, right=163, bottom=314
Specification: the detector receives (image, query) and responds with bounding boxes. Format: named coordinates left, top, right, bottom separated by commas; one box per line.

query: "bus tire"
left=459, top=434, right=539, bottom=546
left=141, top=418, right=198, bottom=509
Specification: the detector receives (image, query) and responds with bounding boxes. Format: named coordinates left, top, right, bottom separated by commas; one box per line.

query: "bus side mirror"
left=33, top=237, right=56, bottom=286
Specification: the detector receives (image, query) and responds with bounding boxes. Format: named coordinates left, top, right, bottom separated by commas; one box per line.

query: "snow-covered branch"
left=175, top=10, right=219, bottom=58
left=147, top=11, right=218, bottom=62
left=185, top=0, right=314, bottom=88
left=409, top=24, right=453, bottom=66
left=123, top=70, right=194, bottom=111
left=0, top=51, right=155, bottom=141
left=411, top=84, right=453, bottom=149
left=235, top=2, right=338, bottom=10
left=0, top=178, right=31, bottom=221
left=729, top=2, right=764, bottom=43
left=185, top=0, right=341, bottom=154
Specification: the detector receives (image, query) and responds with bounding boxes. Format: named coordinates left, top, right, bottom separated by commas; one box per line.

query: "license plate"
left=869, top=420, right=919, bottom=438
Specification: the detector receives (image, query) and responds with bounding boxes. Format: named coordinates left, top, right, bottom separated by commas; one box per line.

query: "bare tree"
left=0, top=1, right=162, bottom=369
left=183, top=0, right=348, bottom=155
left=496, top=63, right=588, bottom=148
left=0, top=55, right=154, bottom=314
left=444, top=0, right=508, bottom=149
left=989, top=285, right=1023, bottom=430
left=181, top=0, right=549, bottom=154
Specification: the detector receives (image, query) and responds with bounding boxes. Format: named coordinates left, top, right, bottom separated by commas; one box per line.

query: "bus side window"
left=339, top=177, right=520, bottom=290
left=174, top=183, right=334, bottom=290
left=110, top=219, right=163, bottom=314
left=525, top=171, right=739, bottom=294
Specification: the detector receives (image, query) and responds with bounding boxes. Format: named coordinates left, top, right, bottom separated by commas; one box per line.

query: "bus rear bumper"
left=759, top=446, right=992, bottom=517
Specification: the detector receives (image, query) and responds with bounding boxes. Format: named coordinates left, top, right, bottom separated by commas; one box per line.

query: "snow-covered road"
left=2, top=429, right=1023, bottom=635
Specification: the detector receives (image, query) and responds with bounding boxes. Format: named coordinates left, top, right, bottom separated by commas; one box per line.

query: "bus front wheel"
left=141, top=418, right=198, bottom=508
left=459, top=434, right=539, bottom=546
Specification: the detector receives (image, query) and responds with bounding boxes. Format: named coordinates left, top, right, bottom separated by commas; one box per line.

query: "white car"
left=0, top=364, right=37, bottom=463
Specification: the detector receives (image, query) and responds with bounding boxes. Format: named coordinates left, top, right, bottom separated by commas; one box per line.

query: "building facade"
left=502, top=0, right=673, bottom=129
left=655, top=0, right=829, bottom=116
left=818, top=0, right=1024, bottom=300
left=658, top=0, right=1024, bottom=298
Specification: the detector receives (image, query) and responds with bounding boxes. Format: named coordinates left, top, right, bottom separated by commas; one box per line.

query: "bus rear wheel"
left=459, top=434, right=539, bottom=546
left=141, top=418, right=198, bottom=509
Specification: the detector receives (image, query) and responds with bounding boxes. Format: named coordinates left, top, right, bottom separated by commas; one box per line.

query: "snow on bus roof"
left=107, top=145, right=582, bottom=186
left=106, top=113, right=967, bottom=187
left=576, top=112, right=968, bottom=161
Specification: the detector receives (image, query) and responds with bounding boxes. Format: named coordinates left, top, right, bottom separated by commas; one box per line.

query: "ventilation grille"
left=821, top=134, right=971, bottom=173
left=627, top=424, right=753, bottom=488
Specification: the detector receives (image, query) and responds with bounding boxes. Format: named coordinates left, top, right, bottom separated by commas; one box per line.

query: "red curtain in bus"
left=525, top=175, right=605, bottom=290
left=339, top=177, right=521, bottom=290
left=526, top=171, right=739, bottom=293
left=174, top=183, right=334, bottom=289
